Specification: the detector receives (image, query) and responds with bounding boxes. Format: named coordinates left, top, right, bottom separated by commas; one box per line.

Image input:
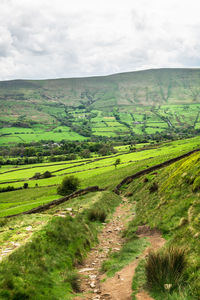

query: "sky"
left=0, top=0, right=200, bottom=80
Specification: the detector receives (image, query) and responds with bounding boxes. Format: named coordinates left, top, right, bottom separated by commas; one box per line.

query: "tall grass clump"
left=145, top=247, right=187, bottom=293
left=86, top=191, right=121, bottom=223
left=87, top=208, right=107, bottom=222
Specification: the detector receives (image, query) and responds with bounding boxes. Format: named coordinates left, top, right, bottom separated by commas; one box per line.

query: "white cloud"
left=0, top=0, right=200, bottom=80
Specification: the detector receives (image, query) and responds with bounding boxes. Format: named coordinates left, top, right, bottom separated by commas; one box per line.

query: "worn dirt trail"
left=74, top=199, right=165, bottom=300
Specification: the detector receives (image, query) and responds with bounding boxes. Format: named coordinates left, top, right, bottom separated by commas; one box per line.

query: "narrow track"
left=74, top=199, right=165, bottom=300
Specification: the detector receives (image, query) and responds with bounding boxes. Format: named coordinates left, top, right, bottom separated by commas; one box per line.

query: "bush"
left=57, top=176, right=80, bottom=196
left=42, top=171, right=52, bottom=178
left=149, top=182, right=158, bottom=193
left=23, top=183, right=28, bottom=189
left=0, top=186, right=23, bottom=193
left=32, top=172, right=41, bottom=179
left=145, top=247, right=187, bottom=293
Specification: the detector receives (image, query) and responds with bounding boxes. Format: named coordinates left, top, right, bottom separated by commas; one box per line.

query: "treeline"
left=0, top=141, right=116, bottom=165
left=0, top=183, right=28, bottom=193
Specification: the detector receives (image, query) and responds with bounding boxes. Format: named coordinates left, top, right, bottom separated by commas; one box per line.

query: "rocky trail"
left=74, top=198, right=165, bottom=300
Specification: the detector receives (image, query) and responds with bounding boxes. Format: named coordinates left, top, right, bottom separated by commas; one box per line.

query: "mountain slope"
left=1, top=68, right=200, bottom=144
left=1, top=68, right=200, bottom=107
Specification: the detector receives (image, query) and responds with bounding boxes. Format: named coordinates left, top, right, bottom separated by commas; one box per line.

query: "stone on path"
left=79, top=267, right=95, bottom=273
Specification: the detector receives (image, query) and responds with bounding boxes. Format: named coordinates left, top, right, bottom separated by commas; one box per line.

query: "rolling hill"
left=1, top=68, right=200, bottom=145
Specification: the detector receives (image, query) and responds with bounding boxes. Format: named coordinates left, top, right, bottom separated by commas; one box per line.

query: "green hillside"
left=1, top=68, right=200, bottom=144
left=0, top=138, right=199, bottom=299
left=124, top=151, right=200, bottom=299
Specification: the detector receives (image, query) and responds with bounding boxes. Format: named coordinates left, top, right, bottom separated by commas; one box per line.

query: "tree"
left=23, top=183, right=29, bottom=189
left=32, top=172, right=41, bottom=179
left=80, top=149, right=91, bottom=158
left=114, top=158, right=121, bottom=168
left=57, top=176, right=80, bottom=196
left=42, top=171, right=52, bottom=178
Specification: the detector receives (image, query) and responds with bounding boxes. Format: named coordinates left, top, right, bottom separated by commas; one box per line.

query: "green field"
left=1, top=102, right=200, bottom=145
left=1, top=69, right=200, bottom=145
left=1, top=68, right=200, bottom=299
left=0, top=133, right=199, bottom=299
left=0, top=136, right=199, bottom=217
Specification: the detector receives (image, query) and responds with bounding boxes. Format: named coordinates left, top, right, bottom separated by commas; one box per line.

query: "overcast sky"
left=0, top=0, right=200, bottom=80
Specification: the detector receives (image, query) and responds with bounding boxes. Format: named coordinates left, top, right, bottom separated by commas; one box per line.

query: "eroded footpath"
left=74, top=198, right=165, bottom=300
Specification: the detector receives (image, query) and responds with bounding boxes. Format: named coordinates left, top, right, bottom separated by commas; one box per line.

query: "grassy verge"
left=0, top=191, right=121, bottom=299
left=101, top=236, right=149, bottom=278
left=132, top=259, right=146, bottom=299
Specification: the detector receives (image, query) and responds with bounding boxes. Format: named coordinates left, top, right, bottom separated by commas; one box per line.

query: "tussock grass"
left=145, top=247, right=187, bottom=293
left=87, top=208, right=107, bottom=222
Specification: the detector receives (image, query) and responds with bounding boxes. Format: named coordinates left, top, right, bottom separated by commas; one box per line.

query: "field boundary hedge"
left=6, top=185, right=104, bottom=218
left=114, top=148, right=200, bottom=194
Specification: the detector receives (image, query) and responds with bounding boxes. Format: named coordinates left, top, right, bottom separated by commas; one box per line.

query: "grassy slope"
left=1, top=136, right=200, bottom=217
left=1, top=69, right=200, bottom=108
left=0, top=191, right=121, bottom=299
left=124, top=152, right=200, bottom=299
left=1, top=68, right=200, bottom=144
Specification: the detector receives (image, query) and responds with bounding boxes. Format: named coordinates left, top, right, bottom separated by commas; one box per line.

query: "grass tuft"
left=145, top=247, right=187, bottom=293
left=87, top=208, right=107, bottom=222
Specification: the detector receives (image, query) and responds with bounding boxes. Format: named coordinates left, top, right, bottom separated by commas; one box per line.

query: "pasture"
left=1, top=103, right=200, bottom=145
left=0, top=136, right=200, bottom=217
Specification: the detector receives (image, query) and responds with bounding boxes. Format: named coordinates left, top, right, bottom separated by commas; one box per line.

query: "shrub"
left=32, top=172, right=41, bottom=179
left=149, top=182, right=158, bottom=193
left=145, top=247, right=187, bottom=293
left=57, top=176, right=80, bottom=196
left=23, top=183, right=28, bottom=189
left=42, top=171, right=52, bottom=178
left=0, top=218, right=8, bottom=227
left=0, top=186, right=23, bottom=193
left=114, top=158, right=121, bottom=168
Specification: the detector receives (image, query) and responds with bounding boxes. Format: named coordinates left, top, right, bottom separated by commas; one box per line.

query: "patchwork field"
left=1, top=103, right=200, bottom=145
left=1, top=69, right=200, bottom=145
left=0, top=136, right=200, bottom=217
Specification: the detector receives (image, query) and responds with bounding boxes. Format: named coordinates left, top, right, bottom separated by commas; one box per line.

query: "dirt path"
left=74, top=197, right=133, bottom=300
left=74, top=201, right=165, bottom=300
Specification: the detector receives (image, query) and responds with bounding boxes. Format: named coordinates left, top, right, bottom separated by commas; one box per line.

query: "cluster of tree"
left=31, top=171, right=52, bottom=180
left=0, top=141, right=116, bottom=159
left=61, top=111, right=92, bottom=137
left=49, top=154, right=77, bottom=162
left=1, top=124, right=199, bottom=167
left=57, top=175, right=80, bottom=196
left=0, top=183, right=28, bottom=193
left=0, top=156, right=44, bottom=166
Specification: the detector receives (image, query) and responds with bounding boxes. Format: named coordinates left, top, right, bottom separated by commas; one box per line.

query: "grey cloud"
left=131, top=10, right=147, bottom=31
left=0, top=0, right=200, bottom=80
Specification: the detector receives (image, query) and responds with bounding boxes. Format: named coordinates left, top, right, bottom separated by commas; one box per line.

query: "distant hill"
left=1, top=68, right=200, bottom=144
